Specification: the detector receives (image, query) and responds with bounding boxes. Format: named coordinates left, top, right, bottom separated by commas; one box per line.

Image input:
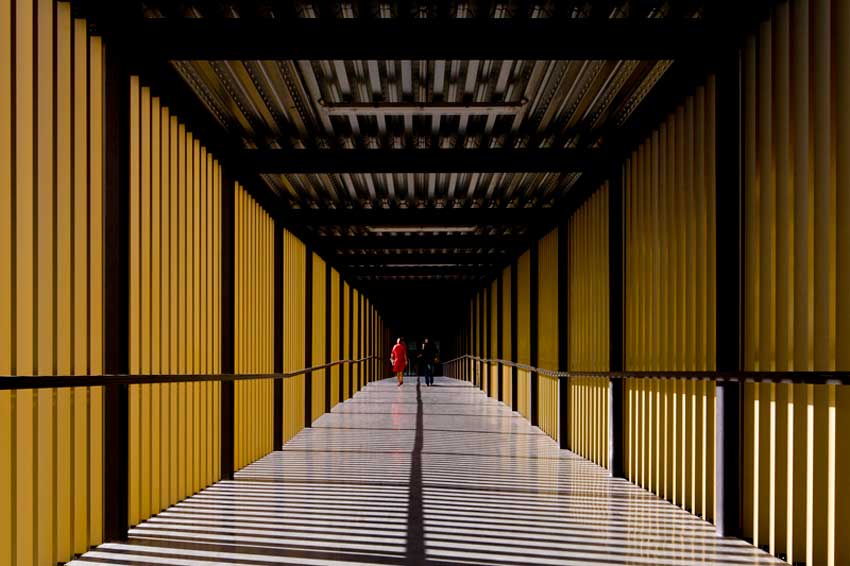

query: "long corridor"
left=70, top=377, right=780, bottom=566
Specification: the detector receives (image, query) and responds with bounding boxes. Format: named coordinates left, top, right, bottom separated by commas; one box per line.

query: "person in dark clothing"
left=421, top=338, right=438, bottom=386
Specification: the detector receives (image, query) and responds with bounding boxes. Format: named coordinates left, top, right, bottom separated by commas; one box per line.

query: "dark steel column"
left=558, top=222, right=570, bottom=449
left=103, top=47, right=130, bottom=542
left=325, top=262, right=332, bottom=412
left=304, top=249, right=313, bottom=428
left=608, top=165, right=626, bottom=479
left=496, top=273, right=504, bottom=402
left=715, top=46, right=744, bottom=539
left=530, top=243, right=540, bottom=427
left=510, top=260, right=519, bottom=411
left=273, top=221, right=283, bottom=449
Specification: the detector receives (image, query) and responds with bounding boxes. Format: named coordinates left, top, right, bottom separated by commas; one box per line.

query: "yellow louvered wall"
left=127, top=71, right=223, bottom=528
left=233, top=183, right=273, bottom=471
left=311, top=254, right=327, bottom=421
left=489, top=280, right=499, bottom=398
left=537, top=229, right=560, bottom=441
left=740, top=2, right=850, bottom=563
left=517, top=251, right=532, bottom=419
left=352, top=290, right=361, bottom=392
left=330, top=269, right=341, bottom=407
left=501, top=268, right=512, bottom=404
left=0, top=3, right=105, bottom=563
left=343, top=282, right=351, bottom=399
left=282, top=229, right=306, bottom=444
left=568, top=185, right=609, bottom=468
left=623, top=79, right=716, bottom=523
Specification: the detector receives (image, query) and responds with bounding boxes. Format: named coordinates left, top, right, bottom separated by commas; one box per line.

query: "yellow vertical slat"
left=72, top=17, right=90, bottom=554
left=150, top=94, right=161, bottom=515
left=14, top=2, right=36, bottom=565
left=35, top=0, right=56, bottom=561
left=169, top=115, right=179, bottom=505
left=159, top=108, right=170, bottom=510
left=139, top=83, right=151, bottom=524
left=0, top=0, right=10, bottom=552
left=88, top=33, right=104, bottom=547
left=836, top=1, right=850, bottom=562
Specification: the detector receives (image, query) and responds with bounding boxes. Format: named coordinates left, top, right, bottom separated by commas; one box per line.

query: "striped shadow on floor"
left=69, top=376, right=782, bottom=565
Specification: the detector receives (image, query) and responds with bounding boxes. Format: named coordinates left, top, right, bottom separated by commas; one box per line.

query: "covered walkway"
left=71, top=377, right=779, bottom=566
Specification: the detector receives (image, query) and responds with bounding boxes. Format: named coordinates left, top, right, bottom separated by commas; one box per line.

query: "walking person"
left=391, top=337, right=408, bottom=386
left=421, top=337, right=438, bottom=386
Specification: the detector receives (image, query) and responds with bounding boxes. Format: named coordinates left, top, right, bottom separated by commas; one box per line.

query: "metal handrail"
left=444, top=354, right=850, bottom=385
left=0, top=356, right=378, bottom=391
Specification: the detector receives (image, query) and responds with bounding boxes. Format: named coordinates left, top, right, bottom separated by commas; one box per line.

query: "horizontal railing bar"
left=444, top=355, right=850, bottom=385
left=0, top=356, right=377, bottom=391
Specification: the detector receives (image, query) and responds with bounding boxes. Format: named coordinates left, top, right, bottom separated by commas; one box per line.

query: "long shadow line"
left=406, top=378, right=426, bottom=565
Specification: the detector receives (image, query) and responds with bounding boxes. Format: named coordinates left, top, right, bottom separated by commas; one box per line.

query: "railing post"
left=608, top=164, right=626, bottom=479
left=558, top=222, right=570, bottom=449
left=530, top=244, right=539, bottom=427
left=220, top=172, right=235, bottom=480
left=715, top=45, right=744, bottom=538
left=304, top=249, right=313, bottom=428
left=273, top=219, right=283, bottom=449
left=103, top=46, right=130, bottom=542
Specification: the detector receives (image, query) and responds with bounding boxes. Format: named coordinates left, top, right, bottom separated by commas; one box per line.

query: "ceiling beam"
left=282, top=206, right=557, bottom=226
left=321, top=234, right=526, bottom=250
left=110, top=18, right=715, bottom=61
left=236, top=148, right=600, bottom=174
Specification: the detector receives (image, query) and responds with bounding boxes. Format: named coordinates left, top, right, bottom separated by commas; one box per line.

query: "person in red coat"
left=391, top=338, right=408, bottom=386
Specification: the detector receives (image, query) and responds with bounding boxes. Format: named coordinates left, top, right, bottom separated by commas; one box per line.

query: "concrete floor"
left=70, top=376, right=782, bottom=565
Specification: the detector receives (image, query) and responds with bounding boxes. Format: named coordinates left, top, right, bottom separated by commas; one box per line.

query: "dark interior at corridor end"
left=3, top=1, right=850, bottom=565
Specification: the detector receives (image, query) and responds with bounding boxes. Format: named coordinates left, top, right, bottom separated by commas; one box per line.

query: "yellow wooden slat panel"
left=89, top=32, right=105, bottom=548
left=0, top=0, right=10, bottom=536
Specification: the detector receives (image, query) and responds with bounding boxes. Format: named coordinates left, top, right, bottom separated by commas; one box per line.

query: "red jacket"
left=391, top=343, right=407, bottom=373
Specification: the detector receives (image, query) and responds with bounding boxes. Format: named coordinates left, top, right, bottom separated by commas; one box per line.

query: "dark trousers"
left=424, top=363, right=434, bottom=385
